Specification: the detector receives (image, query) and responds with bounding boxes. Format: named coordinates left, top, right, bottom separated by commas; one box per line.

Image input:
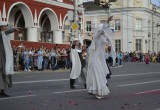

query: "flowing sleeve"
left=70, top=49, right=73, bottom=62
left=102, top=23, right=114, bottom=49
left=4, top=28, right=16, bottom=35
left=102, top=23, right=116, bottom=66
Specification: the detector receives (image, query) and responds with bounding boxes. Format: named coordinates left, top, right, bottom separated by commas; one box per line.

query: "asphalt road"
left=0, top=62, right=160, bottom=110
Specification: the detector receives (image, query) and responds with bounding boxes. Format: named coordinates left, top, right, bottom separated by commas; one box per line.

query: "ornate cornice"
left=84, top=7, right=160, bottom=18
left=34, top=0, right=74, bottom=9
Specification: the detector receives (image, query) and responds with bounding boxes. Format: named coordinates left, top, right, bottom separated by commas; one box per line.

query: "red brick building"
left=0, top=0, right=75, bottom=48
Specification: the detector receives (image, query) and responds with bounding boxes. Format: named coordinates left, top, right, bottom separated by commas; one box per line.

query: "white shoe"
left=24, top=69, right=28, bottom=71
left=28, top=69, right=31, bottom=72
left=95, top=95, right=102, bottom=99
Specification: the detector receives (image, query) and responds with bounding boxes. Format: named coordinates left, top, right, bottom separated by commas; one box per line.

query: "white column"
left=129, top=0, right=134, bottom=7
left=142, top=0, right=148, bottom=8
left=143, top=14, right=149, bottom=53
left=27, top=27, right=38, bottom=42
left=122, top=12, right=128, bottom=52
left=128, top=13, right=133, bottom=52
left=53, top=30, right=63, bottom=44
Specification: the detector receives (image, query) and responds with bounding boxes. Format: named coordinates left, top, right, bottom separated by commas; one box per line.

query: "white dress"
left=87, top=24, right=113, bottom=96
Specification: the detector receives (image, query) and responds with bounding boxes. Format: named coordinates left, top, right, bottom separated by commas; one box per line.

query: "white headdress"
left=89, top=24, right=105, bottom=51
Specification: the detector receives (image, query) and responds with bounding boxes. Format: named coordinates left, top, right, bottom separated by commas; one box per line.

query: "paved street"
left=0, top=62, right=160, bottom=110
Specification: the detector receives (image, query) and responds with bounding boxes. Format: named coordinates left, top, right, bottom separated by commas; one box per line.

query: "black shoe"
left=70, top=79, right=75, bottom=89
left=88, top=93, right=94, bottom=95
left=0, top=93, right=10, bottom=97
left=84, top=84, right=87, bottom=89
left=70, top=86, right=76, bottom=89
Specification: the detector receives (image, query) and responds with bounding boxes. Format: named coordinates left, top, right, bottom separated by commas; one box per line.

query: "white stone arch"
left=63, top=14, right=68, bottom=30
left=7, top=2, right=34, bottom=27
left=38, top=8, right=59, bottom=30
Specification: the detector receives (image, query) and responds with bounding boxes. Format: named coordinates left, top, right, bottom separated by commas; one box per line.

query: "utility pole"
left=74, top=0, right=78, bottom=22
left=69, top=0, right=78, bottom=44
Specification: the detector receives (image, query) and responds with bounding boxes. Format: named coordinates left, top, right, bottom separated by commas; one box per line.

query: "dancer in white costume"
left=70, top=39, right=87, bottom=89
left=70, top=40, right=82, bottom=89
left=87, top=16, right=114, bottom=99
left=0, top=21, right=22, bottom=97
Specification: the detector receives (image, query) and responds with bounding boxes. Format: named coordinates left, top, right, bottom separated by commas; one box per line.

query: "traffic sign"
left=71, top=22, right=79, bottom=31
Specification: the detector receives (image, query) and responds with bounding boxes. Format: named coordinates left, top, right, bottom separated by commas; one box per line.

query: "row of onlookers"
left=106, top=51, right=160, bottom=67
left=122, top=51, right=160, bottom=63
left=12, top=44, right=160, bottom=71
left=12, top=45, right=71, bottom=71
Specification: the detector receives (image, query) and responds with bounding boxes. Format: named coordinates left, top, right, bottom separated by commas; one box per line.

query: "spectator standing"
left=49, top=48, right=57, bottom=70
left=44, top=49, right=50, bottom=70
left=145, top=53, right=149, bottom=64
left=23, top=48, right=30, bottom=71
left=117, top=51, right=123, bottom=66
left=37, top=48, right=44, bottom=71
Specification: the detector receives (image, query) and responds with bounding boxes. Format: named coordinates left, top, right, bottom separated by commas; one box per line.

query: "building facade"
left=83, top=0, right=160, bottom=53
left=0, top=0, right=78, bottom=45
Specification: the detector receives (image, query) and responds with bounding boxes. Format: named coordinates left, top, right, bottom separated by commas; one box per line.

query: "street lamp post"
left=74, top=0, right=78, bottom=22
left=73, top=0, right=82, bottom=44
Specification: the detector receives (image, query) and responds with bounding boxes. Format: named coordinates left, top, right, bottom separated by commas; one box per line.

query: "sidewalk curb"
left=14, top=69, right=70, bottom=74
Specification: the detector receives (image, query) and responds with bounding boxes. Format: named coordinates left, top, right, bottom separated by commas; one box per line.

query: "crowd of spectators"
left=12, top=43, right=160, bottom=72
left=12, top=44, right=72, bottom=72
left=121, top=51, right=160, bottom=63
left=106, top=50, right=160, bottom=67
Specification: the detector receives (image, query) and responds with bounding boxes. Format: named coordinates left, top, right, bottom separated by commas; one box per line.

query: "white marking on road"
left=0, top=89, right=86, bottom=101
left=12, top=72, right=160, bottom=85
left=23, top=75, right=37, bottom=78
left=118, top=80, right=160, bottom=87
left=154, top=109, right=160, bottom=110
left=13, top=79, right=69, bottom=84
left=112, top=72, right=160, bottom=77
left=0, top=95, right=36, bottom=101
left=135, top=89, right=160, bottom=95
left=53, top=89, right=86, bottom=94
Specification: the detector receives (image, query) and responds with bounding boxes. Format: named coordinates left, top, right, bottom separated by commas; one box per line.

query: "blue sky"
left=150, top=0, right=160, bottom=7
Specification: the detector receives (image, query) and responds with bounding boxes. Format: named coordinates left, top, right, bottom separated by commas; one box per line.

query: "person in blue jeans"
left=37, top=48, right=44, bottom=71
left=23, top=48, right=31, bottom=71
left=118, top=51, right=123, bottom=66
left=49, top=48, right=57, bottom=70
